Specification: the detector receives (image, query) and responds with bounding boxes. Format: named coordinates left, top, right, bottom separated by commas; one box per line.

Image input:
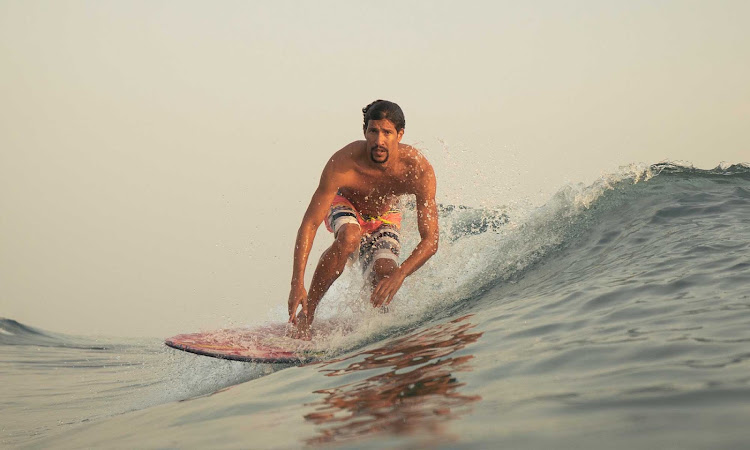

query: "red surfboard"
left=165, top=321, right=336, bottom=363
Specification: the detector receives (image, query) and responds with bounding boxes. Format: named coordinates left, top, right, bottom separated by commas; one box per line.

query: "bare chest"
left=338, top=170, right=414, bottom=216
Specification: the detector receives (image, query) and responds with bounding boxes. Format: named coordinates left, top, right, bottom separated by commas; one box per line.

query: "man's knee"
left=372, top=258, right=398, bottom=282
left=334, top=224, right=361, bottom=256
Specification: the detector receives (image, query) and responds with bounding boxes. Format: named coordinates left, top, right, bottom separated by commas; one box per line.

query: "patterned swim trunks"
left=325, top=194, right=402, bottom=273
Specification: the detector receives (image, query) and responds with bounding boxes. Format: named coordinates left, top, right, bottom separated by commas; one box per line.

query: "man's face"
left=364, top=119, right=403, bottom=164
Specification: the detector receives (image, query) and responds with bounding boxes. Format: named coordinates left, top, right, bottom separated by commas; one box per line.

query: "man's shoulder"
left=399, top=144, right=433, bottom=173
left=320, top=142, right=365, bottom=179
left=330, top=141, right=365, bottom=163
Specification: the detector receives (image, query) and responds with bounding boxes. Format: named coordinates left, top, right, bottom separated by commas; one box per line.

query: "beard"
left=370, top=146, right=389, bottom=164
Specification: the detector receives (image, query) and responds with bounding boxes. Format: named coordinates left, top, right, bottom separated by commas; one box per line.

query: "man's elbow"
left=427, top=235, right=439, bottom=256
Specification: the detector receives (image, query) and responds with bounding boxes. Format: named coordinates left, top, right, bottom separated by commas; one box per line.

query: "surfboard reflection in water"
left=302, top=314, right=483, bottom=446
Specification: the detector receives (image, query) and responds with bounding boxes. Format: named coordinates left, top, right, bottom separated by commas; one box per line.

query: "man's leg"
left=371, top=259, right=398, bottom=287
left=361, top=223, right=401, bottom=308
left=295, top=223, right=361, bottom=332
left=370, top=258, right=399, bottom=308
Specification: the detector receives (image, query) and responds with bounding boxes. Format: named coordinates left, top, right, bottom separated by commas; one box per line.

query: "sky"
left=1, top=0, right=748, bottom=337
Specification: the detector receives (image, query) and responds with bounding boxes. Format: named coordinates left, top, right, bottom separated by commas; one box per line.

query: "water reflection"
left=303, top=315, right=483, bottom=446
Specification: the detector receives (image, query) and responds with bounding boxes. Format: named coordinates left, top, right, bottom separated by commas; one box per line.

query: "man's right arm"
left=288, top=159, right=340, bottom=321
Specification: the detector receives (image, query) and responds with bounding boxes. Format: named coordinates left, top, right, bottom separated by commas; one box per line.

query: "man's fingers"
left=371, top=279, right=397, bottom=307
left=384, top=288, right=396, bottom=306
left=371, top=291, right=382, bottom=307
left=372, top=281, right=389, bottom=306
left=370, top=292, right=380, bottom=307
left=288, top=298, right=304, bottom=323
left=370, top=287, right=380, bottom=306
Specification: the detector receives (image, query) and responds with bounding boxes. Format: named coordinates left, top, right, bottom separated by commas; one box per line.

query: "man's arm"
left=371, top=162, right=439, bottom=306
left=288, top=160, right=339, bottom=322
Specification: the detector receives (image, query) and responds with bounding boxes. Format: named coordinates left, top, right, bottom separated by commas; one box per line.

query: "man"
left=288, top=100, right=439, bottom=339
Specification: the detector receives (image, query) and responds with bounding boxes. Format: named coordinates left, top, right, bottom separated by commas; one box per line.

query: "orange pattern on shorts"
left=325, top=195, right=402, bottom=234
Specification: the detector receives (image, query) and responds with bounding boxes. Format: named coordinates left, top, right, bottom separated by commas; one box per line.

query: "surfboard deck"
left=165, top=322, right=333, bottom=363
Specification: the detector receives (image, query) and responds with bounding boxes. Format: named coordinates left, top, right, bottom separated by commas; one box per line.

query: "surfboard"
left=165, top=322, right=329, bottom=363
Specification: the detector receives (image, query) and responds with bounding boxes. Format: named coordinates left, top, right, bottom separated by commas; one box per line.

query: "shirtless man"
left=288, top=100, right=439, bottom=339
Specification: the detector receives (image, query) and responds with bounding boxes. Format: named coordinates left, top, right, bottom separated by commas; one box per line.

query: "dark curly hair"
left=362, top=100, right=405, bottom=132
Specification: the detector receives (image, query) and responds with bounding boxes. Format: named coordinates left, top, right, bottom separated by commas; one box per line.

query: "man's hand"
left=288, top=285, right=308, bottom=324
left=371, top=271, right=406, bottom=308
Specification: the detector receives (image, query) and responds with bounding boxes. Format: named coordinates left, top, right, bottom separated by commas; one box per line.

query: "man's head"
left=362, top=100, right=405, bottom=133
left=362, top=100, right=405, bottom=165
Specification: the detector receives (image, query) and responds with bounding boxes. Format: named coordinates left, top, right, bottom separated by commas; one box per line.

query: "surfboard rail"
left=165, top=325, right=328, bottom=363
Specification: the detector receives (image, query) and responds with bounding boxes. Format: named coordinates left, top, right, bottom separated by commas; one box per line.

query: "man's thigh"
left=360, top=224, right=401, bottom=274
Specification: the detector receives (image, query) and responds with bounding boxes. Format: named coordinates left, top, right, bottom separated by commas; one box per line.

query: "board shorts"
left=325, top=194, right=402, bottom=274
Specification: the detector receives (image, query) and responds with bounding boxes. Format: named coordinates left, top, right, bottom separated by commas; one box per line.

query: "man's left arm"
left=371, top=163, right=439, bottom=306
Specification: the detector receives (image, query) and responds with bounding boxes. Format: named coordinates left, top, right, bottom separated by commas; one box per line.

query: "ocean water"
left=2, top=162, right=749, bottom=449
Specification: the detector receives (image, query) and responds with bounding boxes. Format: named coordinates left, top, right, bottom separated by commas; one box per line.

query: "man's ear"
left=397, top=129, right=404, bottom=142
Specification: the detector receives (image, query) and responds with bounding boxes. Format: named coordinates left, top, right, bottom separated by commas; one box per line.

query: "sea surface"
left=2, top=163, right=750, bottom=449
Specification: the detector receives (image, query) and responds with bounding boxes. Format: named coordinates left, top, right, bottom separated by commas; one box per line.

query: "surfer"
left=288, top=100, right=439, bottom=339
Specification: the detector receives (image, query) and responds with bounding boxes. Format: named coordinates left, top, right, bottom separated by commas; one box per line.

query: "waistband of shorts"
left=331, top=195, right=402, bottom=229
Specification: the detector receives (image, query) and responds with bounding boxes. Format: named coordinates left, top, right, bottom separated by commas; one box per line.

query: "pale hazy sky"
left=1, top=1, right=748, bottom=337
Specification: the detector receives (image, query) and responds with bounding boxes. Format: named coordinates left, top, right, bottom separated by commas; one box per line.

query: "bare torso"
left=334, top=141, right=426, bottom=216
left=288, top=129, right=439, bottom=338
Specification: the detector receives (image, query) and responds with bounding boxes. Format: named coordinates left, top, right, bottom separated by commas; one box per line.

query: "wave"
left=394, top=161, right=749, bottom=316
left=6, top=161, right=748, bottom=352
left=292, top=161, right=750, bottom=359
left=4, top=161, right=748, bottom=358
left=0, top=317, right=110, bottom=349
left=5, top=161, right=750, bottom=448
